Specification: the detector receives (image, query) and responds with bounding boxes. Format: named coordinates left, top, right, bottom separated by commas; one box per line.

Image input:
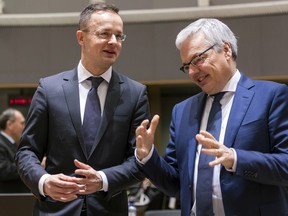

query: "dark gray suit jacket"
left=0, top=133, right=30, bottom=193
left=16, top=68, right=150, bottom=215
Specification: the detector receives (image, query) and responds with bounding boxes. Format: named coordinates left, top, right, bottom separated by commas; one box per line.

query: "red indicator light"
left=8, top=97, right=32, bottom=106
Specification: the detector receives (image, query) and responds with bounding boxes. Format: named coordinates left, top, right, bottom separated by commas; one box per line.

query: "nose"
left=188, top=64, right=199, bottom=75
left=108, top=34, right=118, bottom=43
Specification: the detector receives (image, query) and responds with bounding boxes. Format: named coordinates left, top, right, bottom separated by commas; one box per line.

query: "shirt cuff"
left=38, top=173, right=51, bottom=196
left=135, top=145, right=154, bottom=165
left=98, top=171, right=108, bottom=192
left=225, top=148, right=237, bottom=172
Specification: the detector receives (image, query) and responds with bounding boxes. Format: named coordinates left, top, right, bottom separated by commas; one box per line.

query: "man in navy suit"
left=0, top=108, right=29, bottom=193
left=15, top=3, right=149, bottom=216
left=135, top=18, right=288, bottom=216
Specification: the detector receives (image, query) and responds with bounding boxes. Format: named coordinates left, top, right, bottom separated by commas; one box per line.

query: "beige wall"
left=0, top=1, right=287, bottom=85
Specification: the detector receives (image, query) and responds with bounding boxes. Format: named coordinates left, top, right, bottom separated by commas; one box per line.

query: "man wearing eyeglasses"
left=15, top=2, right=149, bottom=216
left=135, top=18, right=288, bottom=216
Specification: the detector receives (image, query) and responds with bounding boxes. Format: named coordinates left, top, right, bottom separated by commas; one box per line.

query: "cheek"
left=209, top=57, right=227, bottom=74
left=117, top=45, right=122, bottom=54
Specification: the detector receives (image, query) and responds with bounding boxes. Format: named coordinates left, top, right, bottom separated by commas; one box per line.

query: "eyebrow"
left=184, top=44, right=215, bottom=64
left=183, top=49, right=202, bottom=65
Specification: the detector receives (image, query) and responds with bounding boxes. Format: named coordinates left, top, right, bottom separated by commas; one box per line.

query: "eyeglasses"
left=83, top=29, right=126, bottom=42
left=180, top=44, right=215, bottom=73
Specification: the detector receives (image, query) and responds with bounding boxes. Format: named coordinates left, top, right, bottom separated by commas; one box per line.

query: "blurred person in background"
left=0, top=108, right=30, bottom=193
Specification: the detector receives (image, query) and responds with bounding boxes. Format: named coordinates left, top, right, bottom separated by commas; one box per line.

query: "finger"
left=56, top=174, right=81, bottom=187
left=208, top=157, right=223, bottom=167
left=195, top=133, right=211, bottom=148
left=140, top=119, right=150, bottom=129
left=136, top=125, right=147, bottom=138
left=74, top=159, right=89, bottom=169
left=196, top=133, right=219, bottom=149
left=148, top=115, right=160, bottom=135
left=136, top=134, right=144, bottom=147
left=136, top=119, right=150, bottom=137
left=136, top=134, right=151, bottom=160
left=199, top=130, right=215, bottom=140
left=44, top=175, right=81, bottom=200
left=201, top=148, right=216, bottom=157
left=74, top=168, right=97, bottom=180
left=78, top=184, right=87, bottom=194
left=56, top=173, right=86, bottom=190
left=52, top=189, right=79, bottom=202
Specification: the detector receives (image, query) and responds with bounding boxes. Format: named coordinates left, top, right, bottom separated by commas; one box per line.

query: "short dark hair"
left=0, top=108, right=16, bottom=130
left=79, top=2, right=119, bottom=30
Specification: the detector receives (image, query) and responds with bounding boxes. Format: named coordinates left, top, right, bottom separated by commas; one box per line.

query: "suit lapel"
left=188, top=92, right=207, bottom=186
left=224, top=75, right=255, bottom=148
left=88, top=71, right=122, bottom=157
left=62, top=69, right=86, bottom=154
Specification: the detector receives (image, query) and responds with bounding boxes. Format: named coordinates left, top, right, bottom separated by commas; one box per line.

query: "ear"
left=223, top=42, right=232, bottom=60
left=76, top=30, right=84, bottom=45
left=6, top=119, right=13, bottom=130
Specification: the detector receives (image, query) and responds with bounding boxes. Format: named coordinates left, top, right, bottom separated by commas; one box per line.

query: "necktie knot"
left=212, top=92, right=226, bottom=103
left=89, top=77, right=104, bottom=89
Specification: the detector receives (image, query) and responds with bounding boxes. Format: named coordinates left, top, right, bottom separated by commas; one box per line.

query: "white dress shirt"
left=191, top=70, right=240, bottom=216
left=136, top=70, right=241, bottom=216
left=38, top=61, right=111, bottom=196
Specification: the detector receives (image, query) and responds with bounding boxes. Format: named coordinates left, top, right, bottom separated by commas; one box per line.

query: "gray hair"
left=0, top=108, right=17, bottom=130
left=175, top=18, right=238, bottom=60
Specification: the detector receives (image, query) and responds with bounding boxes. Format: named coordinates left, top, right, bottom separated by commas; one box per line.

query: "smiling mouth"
left=197, top=74, right=208, bottom=83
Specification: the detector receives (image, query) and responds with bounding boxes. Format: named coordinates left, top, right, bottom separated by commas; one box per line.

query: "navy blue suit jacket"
left=16, top=68, right=150, bottom=216
left=139, top=74, right=288, bottom=216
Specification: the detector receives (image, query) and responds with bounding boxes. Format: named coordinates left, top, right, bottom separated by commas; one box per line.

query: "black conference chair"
left=144, top=209, right=181, bottom=216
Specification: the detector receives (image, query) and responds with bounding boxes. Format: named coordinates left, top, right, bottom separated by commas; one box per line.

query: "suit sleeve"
left=102, top=83, right=150, bottom=197
left=15, top=79, right=49, bottom=198
left=137, top=105, right=181, bottom=198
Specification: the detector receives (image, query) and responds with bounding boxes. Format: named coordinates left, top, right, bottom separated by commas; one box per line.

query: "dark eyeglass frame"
left=180, top=44, right=215, bottom=73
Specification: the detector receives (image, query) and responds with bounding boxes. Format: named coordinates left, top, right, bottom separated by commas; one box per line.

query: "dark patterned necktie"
left=196, top=92, right=226, bottom=216
left=82, top=77, right=104, bottom=155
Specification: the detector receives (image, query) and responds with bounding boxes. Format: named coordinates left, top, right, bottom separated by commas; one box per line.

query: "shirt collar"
left=0, top=131, right=15, bottom=144
left=77, top=60, right=112, bottom=84
left=222, top=69, right=241, bottom=93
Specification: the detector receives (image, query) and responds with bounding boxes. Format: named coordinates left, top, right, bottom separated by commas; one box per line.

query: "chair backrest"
left=145, top=209, right=181, bottom=216
left=0, top=193, right=35, bottom=216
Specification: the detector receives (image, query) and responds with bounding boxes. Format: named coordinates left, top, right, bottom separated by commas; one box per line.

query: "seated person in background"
left=0, top=108, right=30, bottom=193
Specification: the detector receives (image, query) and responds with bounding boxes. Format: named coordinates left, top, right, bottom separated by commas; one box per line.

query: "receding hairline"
left=79, top=3, right=120, bottom=30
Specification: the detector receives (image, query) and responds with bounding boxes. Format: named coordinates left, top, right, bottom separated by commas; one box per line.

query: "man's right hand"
left=136, top=114, right=160, bottom=160
left=43, top=174, right=85, bottom=202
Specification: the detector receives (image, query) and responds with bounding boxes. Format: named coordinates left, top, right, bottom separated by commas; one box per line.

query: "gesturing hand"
left=196, top=130, right=235, bottom=169
left=136, top=115, right=160, bottom=160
